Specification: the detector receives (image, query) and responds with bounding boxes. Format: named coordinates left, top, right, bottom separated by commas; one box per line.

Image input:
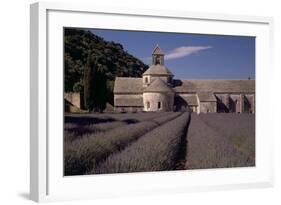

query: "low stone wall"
left=114, top=106, right=143, bottom=113
left=64, top=92, right=81, bottom=109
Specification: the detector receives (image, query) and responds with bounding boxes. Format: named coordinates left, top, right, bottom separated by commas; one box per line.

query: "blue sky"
left=90, top=29, right=255, bottom=80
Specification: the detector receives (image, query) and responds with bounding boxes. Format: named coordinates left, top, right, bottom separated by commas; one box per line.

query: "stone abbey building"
left=113, top=45, right=255, bottom=114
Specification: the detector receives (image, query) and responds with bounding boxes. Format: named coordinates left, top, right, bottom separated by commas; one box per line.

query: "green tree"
left=83, top=55, right=94, bottom=111
left=83, top=55, right=107, bottom=112
left=73, top=81, right=83, bottom=92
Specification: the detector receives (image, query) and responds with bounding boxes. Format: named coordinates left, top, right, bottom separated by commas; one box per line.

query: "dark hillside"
left=64, top=28, right=149, bottom=104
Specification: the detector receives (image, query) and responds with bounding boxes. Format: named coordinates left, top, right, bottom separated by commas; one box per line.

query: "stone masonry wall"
left=64, top=92, right=81, bottom=109
left=143, top=92, right=174, bottom=111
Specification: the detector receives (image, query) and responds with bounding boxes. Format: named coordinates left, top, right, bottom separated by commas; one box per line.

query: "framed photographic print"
left=30, top=2, right=274, bottom=202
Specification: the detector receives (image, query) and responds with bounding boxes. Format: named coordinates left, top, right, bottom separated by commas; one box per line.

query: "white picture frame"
left=30, top=2, right=274, bottom=202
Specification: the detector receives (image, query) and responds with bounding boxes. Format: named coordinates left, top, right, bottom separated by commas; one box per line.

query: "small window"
left=167, top=77, right=172, bottom=83
left=145, top=77, right=148, bottom=83
left=155, top=56, right=160, bottom=64
left=158, top=102, right=161, bottom=109
left=147, top=102, right=150, bottom=109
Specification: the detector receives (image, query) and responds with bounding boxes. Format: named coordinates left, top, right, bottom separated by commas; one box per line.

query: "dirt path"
left=174, top=112, right=191, bottom=170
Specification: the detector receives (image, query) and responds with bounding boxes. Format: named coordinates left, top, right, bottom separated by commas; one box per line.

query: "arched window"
left=243, top=96, right=251, bottom=113
left=146, top=102, right=150, bottom=110
left=145, top=77, right=148, bottom=83
left=155, top=56, right=160, bottom=64
left=228, top=97, right=236, bottom=113
left=158, top=102, right=161, bottom=109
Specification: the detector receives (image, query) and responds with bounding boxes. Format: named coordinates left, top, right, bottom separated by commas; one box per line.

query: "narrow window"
left=155, top=56, right=160, bottom=64
left=158, top=102, right=161, bottom=109
left=147, top=102, right=150, bottom=110
left=145, top=77, right=148, bottom=83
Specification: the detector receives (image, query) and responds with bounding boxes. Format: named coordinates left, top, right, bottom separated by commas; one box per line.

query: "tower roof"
left=152, top=45, right=164, bottom=55
left=143, top=64, right=174, bottom=76
left=144, top=78, right=174, bottom=93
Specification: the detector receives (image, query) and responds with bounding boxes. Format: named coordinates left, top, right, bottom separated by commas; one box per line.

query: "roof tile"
left=143, top=64, right=173, bottom=76
left=114, top=77, right=143, bottom=94
left=174, top=80, right=255, bottom=93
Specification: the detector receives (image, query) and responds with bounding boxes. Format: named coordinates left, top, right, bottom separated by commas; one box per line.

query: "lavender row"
left=64, top=112, right=170, bottom=142
left=93, top=112, right=190, bottom=174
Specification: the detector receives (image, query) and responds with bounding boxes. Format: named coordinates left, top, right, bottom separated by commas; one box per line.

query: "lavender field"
left=185, top=113, right=255, bottom=169
left=64, top=112, right=255, bottom=176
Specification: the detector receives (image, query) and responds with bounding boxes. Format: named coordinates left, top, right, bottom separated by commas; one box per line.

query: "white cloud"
left=165, top=46, right=212, bottom=60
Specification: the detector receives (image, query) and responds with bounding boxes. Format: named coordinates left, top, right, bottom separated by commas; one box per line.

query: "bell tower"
left=143, top=45, right=174, bottom=87
left=152, top=44, right=164, bottom=65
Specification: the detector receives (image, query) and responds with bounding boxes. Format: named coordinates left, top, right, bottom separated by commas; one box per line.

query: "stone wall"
left=64, top=92, right=81, bottom=109
left=215, top=94, right=230, bottom=112
left=114, top=94, right=143, bottom=105
left=215, top=93, right=255, bottom=113
left=113, top=92, right=255, bottom=114
left=174, top=93, right=198, bottom=112
left=229, top=94, right=241, bottom=113
left=244, top=94, right=255, bottom=113
left=199, top=102, right=217, bottom=113
left=114, top=106, right=143, bottom=113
